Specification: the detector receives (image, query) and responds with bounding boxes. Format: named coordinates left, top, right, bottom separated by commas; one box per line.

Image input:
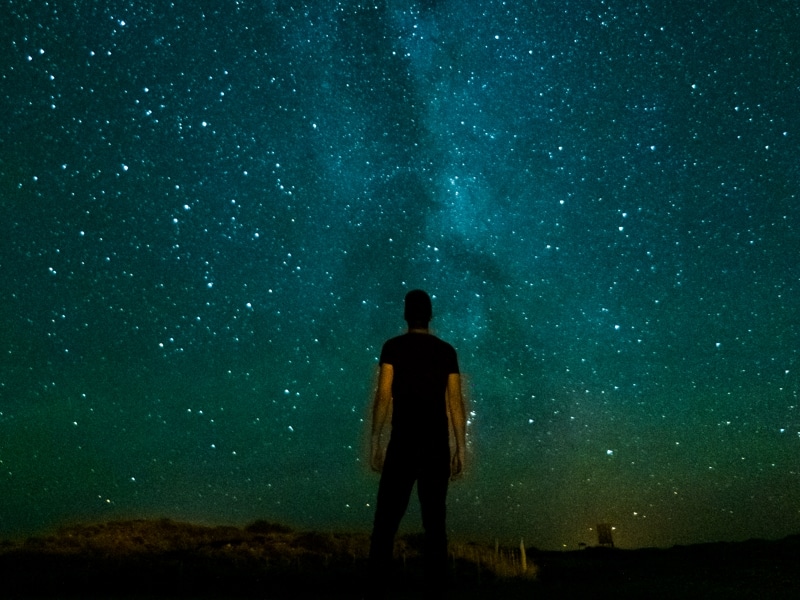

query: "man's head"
left=404, top=289, right=433, bottom=329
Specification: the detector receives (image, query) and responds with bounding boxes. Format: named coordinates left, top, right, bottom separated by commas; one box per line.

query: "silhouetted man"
left=367, top=289, right=466, bottom=598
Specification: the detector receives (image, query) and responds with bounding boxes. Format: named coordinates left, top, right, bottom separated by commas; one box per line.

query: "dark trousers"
left=368, top=437, right=451, bottom=594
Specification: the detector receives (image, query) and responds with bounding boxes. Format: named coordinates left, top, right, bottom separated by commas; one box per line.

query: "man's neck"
left=408, top=327, right=430, bottom=334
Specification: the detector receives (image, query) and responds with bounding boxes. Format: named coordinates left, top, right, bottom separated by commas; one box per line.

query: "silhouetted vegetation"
left=244, top=519, right=293, bottom=535
left=0, top=519, right=529, bottom=598
left=1, top=519, right=799, bottom=598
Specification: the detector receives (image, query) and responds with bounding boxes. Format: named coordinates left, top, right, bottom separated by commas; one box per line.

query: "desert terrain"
left=2, top=519, right=798, bottom=598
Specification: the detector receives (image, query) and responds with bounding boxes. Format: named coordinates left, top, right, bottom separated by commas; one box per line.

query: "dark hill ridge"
left=1, top=519, right=799, bottom=598
left=0, top=519, right=531, bottom=599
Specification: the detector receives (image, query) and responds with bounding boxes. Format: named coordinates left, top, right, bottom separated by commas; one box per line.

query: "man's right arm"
left=447, top=373, right=466, bottom=478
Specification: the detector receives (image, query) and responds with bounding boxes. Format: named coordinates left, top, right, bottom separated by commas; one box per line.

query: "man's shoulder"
left=432, top=336, right=457, bottom=357
left=379, top=334, right=403, bottom=362
left=381, top=334, right=406, bottom=350
left=383, top=333, right=457, bottom=353
left=428, top=333, right=457, bottom=351
left=384, top=333, right=408, bottom=344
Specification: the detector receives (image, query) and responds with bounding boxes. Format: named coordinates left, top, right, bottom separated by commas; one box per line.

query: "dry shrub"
left=245, top=520, right=293, bottom=535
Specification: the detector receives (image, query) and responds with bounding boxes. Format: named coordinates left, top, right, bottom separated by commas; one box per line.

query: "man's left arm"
left=370, top=363, right=393, bottom=473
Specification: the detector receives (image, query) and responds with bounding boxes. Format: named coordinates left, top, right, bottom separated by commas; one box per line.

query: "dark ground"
left=1, top=519, right=799, bottom=599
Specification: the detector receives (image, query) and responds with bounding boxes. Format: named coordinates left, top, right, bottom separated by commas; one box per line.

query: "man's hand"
left=450, top=449, right=464, bottom=480
left=371, top=445, right=385, bottom=473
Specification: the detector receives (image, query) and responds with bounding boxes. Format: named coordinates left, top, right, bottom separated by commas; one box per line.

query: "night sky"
left=1, top=0, right=798, bottom=550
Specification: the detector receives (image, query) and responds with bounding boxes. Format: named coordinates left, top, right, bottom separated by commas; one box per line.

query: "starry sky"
left=1, top=0, right=798, bottom=550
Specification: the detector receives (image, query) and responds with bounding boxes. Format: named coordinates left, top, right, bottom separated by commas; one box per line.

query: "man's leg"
left=369, top=445, right=416, bottom=589
left=417, top=455, right=451, bottom=596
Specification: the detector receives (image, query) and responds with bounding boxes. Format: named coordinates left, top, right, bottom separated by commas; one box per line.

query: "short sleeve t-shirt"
left=379, top=332, right=459, bottom=442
